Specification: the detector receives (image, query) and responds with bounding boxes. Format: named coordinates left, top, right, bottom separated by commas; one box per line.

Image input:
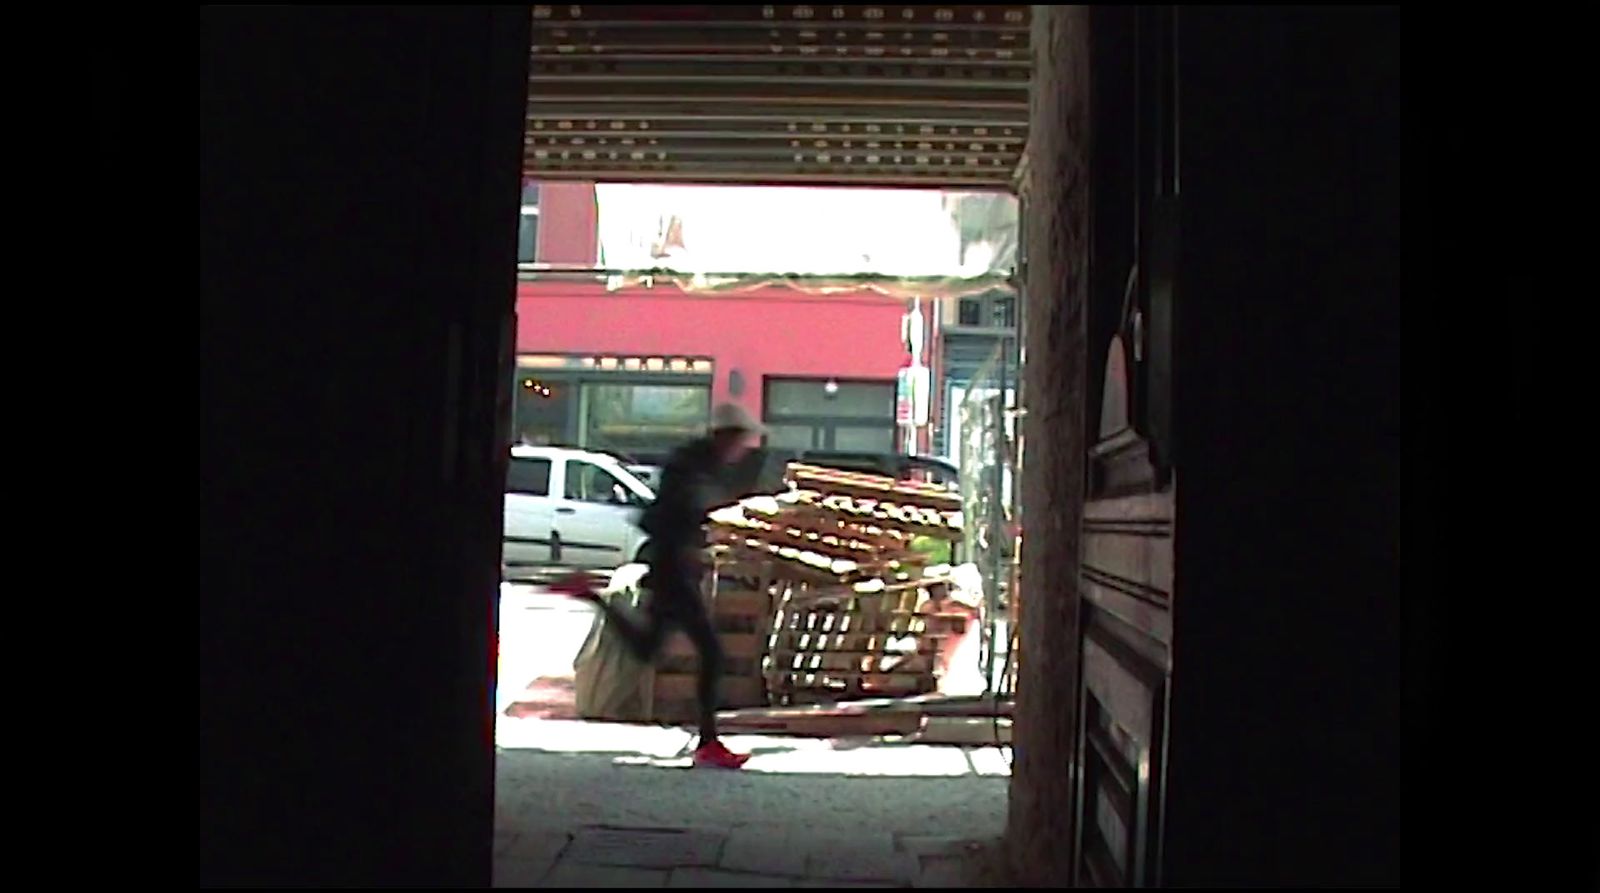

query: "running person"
left=552, top=403, right=762, bottom=769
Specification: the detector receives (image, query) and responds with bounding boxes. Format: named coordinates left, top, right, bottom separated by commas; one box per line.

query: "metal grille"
left=936, top=331, right=1018, bottom=456
left=526, top=4, right=1032, bottom=188
left=957, top=342, right=1016, bottom=692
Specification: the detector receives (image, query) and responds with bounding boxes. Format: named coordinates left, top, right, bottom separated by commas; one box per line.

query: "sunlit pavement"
left=492, top=583, right=1010, bottom=887
left=495, top=583, right=594, bottom=717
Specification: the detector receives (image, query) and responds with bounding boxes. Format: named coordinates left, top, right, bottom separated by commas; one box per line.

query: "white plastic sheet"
left=587, top=184, right=1017, bottom=300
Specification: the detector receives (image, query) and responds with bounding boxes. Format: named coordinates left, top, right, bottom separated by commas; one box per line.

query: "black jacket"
left=638, top=437, right=723, bottom=558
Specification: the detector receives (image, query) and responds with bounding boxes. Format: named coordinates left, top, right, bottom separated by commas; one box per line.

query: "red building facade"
left=514, top=182, right=912, bottom=464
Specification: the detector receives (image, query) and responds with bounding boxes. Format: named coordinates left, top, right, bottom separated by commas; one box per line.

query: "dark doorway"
left=200, top=7, right=531, bottom=886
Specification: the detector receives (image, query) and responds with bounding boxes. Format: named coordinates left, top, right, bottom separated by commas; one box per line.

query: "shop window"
left=581, top=383, right=711, bottom=460
left=953, top=291, right=1018, bottom=330
left=763, top=378, right=896, bottom=454
left=766, top=378, right=893, bottom=420
left=958, top=297, right=983, bottom=326
left=992, top=296, right=1016, bottom=328
left=832, top=425, right=896, bottom=454
left=513, top=373, right=570, bottom=446
left=764, top=423, right=816, bottom=451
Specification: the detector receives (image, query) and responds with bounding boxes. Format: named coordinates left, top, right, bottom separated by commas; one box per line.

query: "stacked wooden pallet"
left=648, top=567, right=775, bottom=725
left=785, top=462, right=964, bottom=543
left=765, top=579, right=968, bottom=704
left=707, top=462, right=970, bottom=706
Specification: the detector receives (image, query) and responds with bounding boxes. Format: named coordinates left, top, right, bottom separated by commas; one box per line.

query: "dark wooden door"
left=1073, top=6, right=1178, bottom=886
left=1069, top=7, right=1401, bottom=885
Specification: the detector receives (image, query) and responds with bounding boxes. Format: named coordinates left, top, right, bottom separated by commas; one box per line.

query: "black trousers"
left=592, top=558, right=724, bottom=743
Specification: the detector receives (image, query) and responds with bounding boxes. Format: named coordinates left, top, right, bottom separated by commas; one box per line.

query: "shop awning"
left=525, top=4, right=1032, bottom=191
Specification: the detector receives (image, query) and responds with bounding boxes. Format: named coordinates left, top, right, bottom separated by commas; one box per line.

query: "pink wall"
left=515, top=281, right=910, bottom=420
left=533, top=181, right=598, bottom=266
left=521, top=179, right=910, bottom=421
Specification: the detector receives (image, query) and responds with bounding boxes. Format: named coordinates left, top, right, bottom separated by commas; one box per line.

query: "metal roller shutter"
left=526, top=4, right=1032, bottom=189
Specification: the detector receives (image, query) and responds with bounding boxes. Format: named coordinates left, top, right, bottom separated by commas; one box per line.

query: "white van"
left=502, top=445, right=655, bottom=579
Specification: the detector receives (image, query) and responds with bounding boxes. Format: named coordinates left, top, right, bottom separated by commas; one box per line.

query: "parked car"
left=753, top=449, right=961, bottom=489
left=625, top=464, right=663, bottom=491
left=721, top=448, right=964, bottom=504
left=801, top=451, right=962, bottom=489
left=502, top=445, right=655, bottom=579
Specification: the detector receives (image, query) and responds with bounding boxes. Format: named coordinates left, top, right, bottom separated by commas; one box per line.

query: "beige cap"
left=710, top=402, right=764, bottom=435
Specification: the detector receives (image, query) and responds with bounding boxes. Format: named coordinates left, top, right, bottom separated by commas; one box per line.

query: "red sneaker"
left=692, top=740, right=750, bottom=770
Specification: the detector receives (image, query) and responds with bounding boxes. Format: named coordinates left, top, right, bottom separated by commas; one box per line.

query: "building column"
left=1005, top=4, right=1091, bottom=886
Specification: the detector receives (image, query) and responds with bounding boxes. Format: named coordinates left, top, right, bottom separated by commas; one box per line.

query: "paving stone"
left=669, top=867, right=796, bottom=887
left=895, top=835, right=972, bottom=858
left=914, top=855, right=971, bottom=888
left=802, top=833, right=917, bottom=884
left=493, top=831, right=571, bottom=888
left=566, top=826, right=726, bottom=870
left=542, top=863, right=670, bottom=887
left=494, top=857, right=552, bottom=888
left=503, top=830, right=571, bottom=867
left=719, top=828, right=809, bottom=877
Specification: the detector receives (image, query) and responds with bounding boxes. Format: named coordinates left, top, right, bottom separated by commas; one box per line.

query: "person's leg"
left=674, top=597, right=725, bottom=745
left=650, top=568, right=748, bottom=767
left=650, top=561, right=739, bottom=747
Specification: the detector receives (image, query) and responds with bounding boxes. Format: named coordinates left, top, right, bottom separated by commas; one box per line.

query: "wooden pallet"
left=769, top=671, right=937, bottom=704
left=771, top=610, right=969, bottom=638
left=702, top=489, right=972, bottom=708
left=709, top=694, right=1012, bottom=739
left=785, top=462, right=963, bottom=511
left=764, top=580, right=967, bottom=705
left=774, top=651, right=935, bottom=673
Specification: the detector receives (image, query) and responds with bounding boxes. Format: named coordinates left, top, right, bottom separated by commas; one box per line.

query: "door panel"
left=552, top=459, right=637, bottom=569
left=503, top=457, right=554, bottom=572
left=1076, top=333, right=1175, bottom=887
left=1077, top=608, right=1169, bottom=887
left=1075, top=7, right=1178, bottom=886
